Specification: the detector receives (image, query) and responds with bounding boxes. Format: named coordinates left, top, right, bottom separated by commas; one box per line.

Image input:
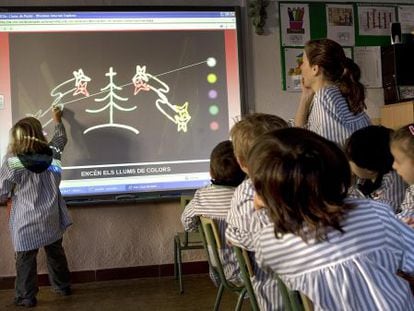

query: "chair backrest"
left=199, top=216, right=224, bottom=268
left=232, top=246, right=260, bottom=311
left=198, top=216, right=245, bottom=293
left=180, top=195, right=193, bottom=209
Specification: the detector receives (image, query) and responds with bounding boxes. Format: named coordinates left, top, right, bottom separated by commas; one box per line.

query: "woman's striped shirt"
left=0, top=123, right=72, bottom=252
left=307, top=85, right=371, bottom=147
left=252, top=198, right=414, bottom=311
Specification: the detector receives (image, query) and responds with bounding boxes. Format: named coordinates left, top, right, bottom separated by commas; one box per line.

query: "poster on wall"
left=326, top=4, right=355, bottom=46
left=280, top=3, right=310, bottom=46
left=284, top=48, right=303, bottom=92
left=398, top=6, right=414, bottom=34
left=357, top=6, right=396, bottom=36
left=354, top=46, right=382, bottom=88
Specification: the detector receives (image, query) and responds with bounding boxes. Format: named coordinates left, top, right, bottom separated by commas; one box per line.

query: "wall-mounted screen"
left=0, top=7, right=245, bottom=203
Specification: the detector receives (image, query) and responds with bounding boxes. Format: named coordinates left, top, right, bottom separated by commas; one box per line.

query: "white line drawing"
left=33, top=58, right=215, bottom=134
left=31, top=69, right=91, bottom=127
left=84, top=67, right=138, bottom=135
left=132, top=65, right=191, bottom=132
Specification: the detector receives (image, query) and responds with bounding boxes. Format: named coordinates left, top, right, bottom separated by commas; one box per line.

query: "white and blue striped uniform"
left=398, top=184, right=414, bottom=219
left=225, top=179, right=255, bottom=250
left=181, top=184, right=242, bottom=286
left=252, top=198, right=414, bottom=311
left=0, top=123, right=72, bottom=252
left=349, top=170, right=408, bottom=213
left=226, top=179, right=284, bottom=310
left=307, top=85, right=371, bottom=147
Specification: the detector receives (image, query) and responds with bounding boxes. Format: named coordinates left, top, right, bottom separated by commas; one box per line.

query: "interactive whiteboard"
left=0, top=7, right=245, bottom=202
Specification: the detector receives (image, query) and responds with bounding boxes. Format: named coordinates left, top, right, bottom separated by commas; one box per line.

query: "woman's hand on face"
left=300, top=76, right=315, bottom=105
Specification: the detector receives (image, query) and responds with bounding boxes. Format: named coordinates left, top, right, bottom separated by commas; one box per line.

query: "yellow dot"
left=207, top=74, right=217, bottom=84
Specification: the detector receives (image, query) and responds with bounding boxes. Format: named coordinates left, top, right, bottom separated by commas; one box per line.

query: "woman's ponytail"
left=338, top=57, right=366, bottom=114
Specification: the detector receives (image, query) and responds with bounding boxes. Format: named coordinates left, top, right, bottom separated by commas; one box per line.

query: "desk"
left=380, top=101, right=414, bottom=129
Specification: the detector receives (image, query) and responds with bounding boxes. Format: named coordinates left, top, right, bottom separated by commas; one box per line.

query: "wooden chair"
left=174, top=195, right=204, bottom=294
left=198, top=216, right=247, bottom=311
left=232, top=245, right=260, bottom=311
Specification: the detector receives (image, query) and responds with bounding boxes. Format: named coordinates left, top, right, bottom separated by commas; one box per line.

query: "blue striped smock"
left=252, top=198, right=414, bottom=311
left=225, top=178, right=284, bottom=310
left=306, top=85, right=371, bottom=147
left=348, top=170, right=408, bottom=213
left=181, top=184, right=242, bottom=286
left=0, top=123, right=72, bottom=252
left=397, top=184, right=414, bottom=219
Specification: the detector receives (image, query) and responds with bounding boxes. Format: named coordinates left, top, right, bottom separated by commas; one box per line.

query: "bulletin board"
left=279, top=2, right=414, bottom=91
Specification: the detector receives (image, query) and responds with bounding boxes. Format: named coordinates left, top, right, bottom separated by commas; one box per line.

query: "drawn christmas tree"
left=84, top=67, right=138, bottom=134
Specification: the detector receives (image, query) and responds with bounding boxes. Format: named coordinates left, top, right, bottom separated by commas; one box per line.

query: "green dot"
left=207, top=74, right=217, bottom=84
left=209, top=105, right=219, bottom=115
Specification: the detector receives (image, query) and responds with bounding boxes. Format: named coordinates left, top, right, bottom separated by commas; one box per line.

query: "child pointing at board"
left=0, top=106, right=72, bottom=308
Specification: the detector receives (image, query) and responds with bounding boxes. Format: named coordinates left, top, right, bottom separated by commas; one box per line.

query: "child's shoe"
left=53, top=286, right=72, bottom=296
left=14, top=297, right=37, bottom=308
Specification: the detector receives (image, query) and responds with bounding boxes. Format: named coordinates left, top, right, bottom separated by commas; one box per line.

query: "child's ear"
left=236, top=156, right=249, bottom=175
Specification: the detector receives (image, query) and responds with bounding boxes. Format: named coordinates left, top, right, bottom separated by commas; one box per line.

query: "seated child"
left=225, top=113, right=288, bottom=310
left=391, top=123, right=414, bottom=227
left=345, top=125, right=407, bottom=212
left=248, top=127, right=414, bottom=310
left=181, top=140, right=245, bottom=285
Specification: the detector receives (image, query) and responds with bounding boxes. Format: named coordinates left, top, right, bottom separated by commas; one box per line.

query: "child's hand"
left=254, top=194, right=266, bottom=210
left=402, top=217, right=414, bottom=229
left=52, top=105, right=63, bottom=123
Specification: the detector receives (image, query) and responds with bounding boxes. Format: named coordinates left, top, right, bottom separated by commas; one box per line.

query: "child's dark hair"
left=391, top=123, right=414, bottom=159
left=248, top=128, right=353, bottom=242
left=345, top=125, right=394, bottom=174
left=210, top=140, right=246, bottom=187
left=8, top=117, right=48, bottom=155
left=230, top=113, right=288, bottom=167
left=305, top=38, right=366, bottom=115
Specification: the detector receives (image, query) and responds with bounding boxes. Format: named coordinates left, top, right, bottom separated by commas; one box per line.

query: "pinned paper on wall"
left=358, top=6, right=396, bottom=36
left=284, top=48, right=304, bottom=92
left=326, top=4, right=355, bottom=46
left=280, top=3, right=310, bottom=46
left=398, top=5, right=414, bottom=34
left=354, top=46, right=383, bottom=88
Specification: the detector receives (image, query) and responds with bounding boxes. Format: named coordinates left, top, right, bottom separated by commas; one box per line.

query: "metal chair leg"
left=173, top=238, right=178, bottom=280
left=177, top=243, right=184, bottom=294
left=235, top=289, right=247, bottom=311
left=213, top=283, right=225, bottom=311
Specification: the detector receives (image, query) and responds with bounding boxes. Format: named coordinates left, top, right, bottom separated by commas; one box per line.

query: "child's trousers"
left=15, top=238, right=71, bottom=300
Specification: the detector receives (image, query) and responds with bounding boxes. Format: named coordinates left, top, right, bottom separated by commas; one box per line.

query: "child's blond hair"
left=230, top=113, right=288, bottom=167
left=8, top=117, right=48, bottom=155
left=391, top=123, right=414, bottom=160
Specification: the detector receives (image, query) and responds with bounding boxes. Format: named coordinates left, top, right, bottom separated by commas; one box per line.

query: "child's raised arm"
left=49, top=106, right=68, bottom=156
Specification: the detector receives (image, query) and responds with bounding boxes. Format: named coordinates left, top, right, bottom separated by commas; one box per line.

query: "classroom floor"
left=0, top=274, right=251, bottom=310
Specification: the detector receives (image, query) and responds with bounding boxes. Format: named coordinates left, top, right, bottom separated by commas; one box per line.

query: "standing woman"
left=295, top=38, right=370, bottom=147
